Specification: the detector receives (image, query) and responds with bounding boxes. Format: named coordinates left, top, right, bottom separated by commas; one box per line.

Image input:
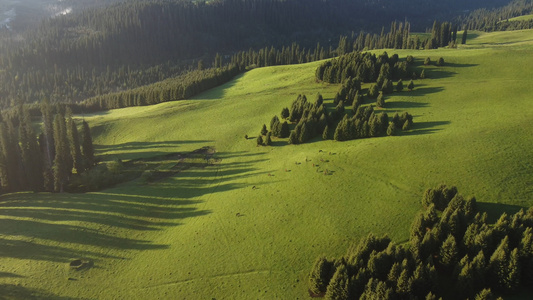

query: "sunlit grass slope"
left=2, top=29, right=533, bottom=299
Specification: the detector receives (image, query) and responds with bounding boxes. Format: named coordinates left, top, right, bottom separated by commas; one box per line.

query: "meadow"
left=1, top=30, right=533, bottom=299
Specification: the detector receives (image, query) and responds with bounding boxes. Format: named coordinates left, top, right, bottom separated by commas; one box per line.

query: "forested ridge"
left=458, top=0, right=533, bottom=31
left=0, top=0, right=511, bottom=108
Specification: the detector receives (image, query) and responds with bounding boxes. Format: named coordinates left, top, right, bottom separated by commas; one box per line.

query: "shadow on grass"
left=95, top=140, right=213, bottom=161
left=406, top=121, right=451, bottom=136
left=384, top=101, right=430, bottom=109
left=0, top=272, right=23, bottom=278
left=406, top=86, right=445, bottom=97
left=0, top=148, right=265, bottom=263
left=0, top=284, right=77, bottom=300
left=477, top=202, right=526, bottom=223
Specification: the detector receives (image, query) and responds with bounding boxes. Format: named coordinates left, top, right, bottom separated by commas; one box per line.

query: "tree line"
left=457, top=0, right=533, bottom=31
left=0, top=0, right=510, bottom=109
left=309, top=184, right=533, bottom=299
left=0, top=101, right=95, bottom=194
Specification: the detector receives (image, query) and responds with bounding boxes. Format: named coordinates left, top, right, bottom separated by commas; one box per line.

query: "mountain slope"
left=0, top=29, right=533, bottom=299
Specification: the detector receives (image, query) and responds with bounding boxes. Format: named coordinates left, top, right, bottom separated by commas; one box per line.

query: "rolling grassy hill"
left=1, top=30, right=533, bottom=299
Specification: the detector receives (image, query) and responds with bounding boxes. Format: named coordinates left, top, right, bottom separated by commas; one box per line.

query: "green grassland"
left=505, top=14, right=533, bottom=22
left=2, top=30, right=533, bottom=299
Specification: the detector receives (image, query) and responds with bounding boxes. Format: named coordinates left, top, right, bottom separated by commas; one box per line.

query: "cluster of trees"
left=0, top=101, right=95, bottom=194
left=309, top=184, right=533, bottom=299
left=230, top=43, right=334, bottom=70
left=426, top=21, right=459, bottom=49
left=457, top=0, right=533, bottom=31
left=77, top=64, right=240, bottom=112
left=333, top=109, right=413, bottom=141
left=287, top=94, right=329, bottom=145
left=316, top=52, right=411, bottom=84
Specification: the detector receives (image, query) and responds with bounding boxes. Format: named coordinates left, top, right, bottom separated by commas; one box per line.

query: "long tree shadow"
left=477, top=202, right=526, bottom=223
left=382, top=101, right=429, bottom=110
left=0, top=148, right=264, bottom=263
left=0, top=284, right=78, bottom=300
left=406, top=121, right=451, bottom=136
left=94, top=140, right=214, bottom=161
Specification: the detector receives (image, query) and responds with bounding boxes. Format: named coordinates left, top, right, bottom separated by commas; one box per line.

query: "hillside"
left=1, top=30, right=533, bottom=299
left=0, top=0, right=512, bottom=107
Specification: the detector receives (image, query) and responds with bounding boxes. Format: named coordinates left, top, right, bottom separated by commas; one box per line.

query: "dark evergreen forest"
left=0, top=0, right=511, bottom=108
left=457, top=0, right=533, bottom=31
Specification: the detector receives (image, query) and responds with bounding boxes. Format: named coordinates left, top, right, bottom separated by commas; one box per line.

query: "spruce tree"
left=506, top=248, right=521, bottom=292
left=377, top=93, right=385, bottom=108
left=264, top=132, right=272, bottom=146
left=66, top=110, right=82, bottom=174
left=489, top=236, right=509, bottom=291
left=81, top=120, right=95, bottom=170
left=260, top=124, right=268, bottom=136
left=396, top=80, right=404, bottom=92
left=407, top=80, right=414, bottom=91
left=324, top=264, right=349, bottom=300
left=402, top=119, right=412, bottom=131
left=40, top=98, right=55, bottom=182
left=439, top=234, right=458, bottom=269
left=279, top=121, right=290, bottom=138
left=387, top=122, right=396, bottom=136
left=437, top=57, right=445, bottom=66
left=53, top=114, right=70, bottom=192
left=281, top=107, right=290, bottom=120
left=19, top=106, right=43, bottom=190
left=256, top=135, right=263, bottom=146
left=288, top=131, right=298, bottom=145
left=424, top=57, right=431, bottom=65
left=462, top=29, right=468, bottom=45
left=322, top=125, right=329, bottom=140
left=0, top=123, right=11, bottom=191
left=308, top=256, right=332, bottom=295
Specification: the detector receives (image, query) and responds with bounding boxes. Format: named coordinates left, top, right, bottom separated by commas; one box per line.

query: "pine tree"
left=19, top=106, right=43, bottom=190
left=325, top=264, right=349, bottom=300
left=402, top=119, right=412, bottom=131
left=53, top=114, right=70, bottom=192
left=264, top=132, right=272, bottom=146
left=396, top=80, right=404, bottom=92
left=462, top=29, right=468, bottom=45
left=489, top=236, right=509, bottom=291
left=407, top=80, right=414, bottom=91
left=66, top=110, right=82, bottom=174
left=288, top=131, right=298, bottom=145
left=260, top=124, right=268, bottom=136
left=40, top=98, right=55, bottom=184
left=256, top=135, right=263, bottom=146
left=308, top=256, right=332, bottom=296
left=424, top=57, right=431, bottom=65
left=322, top=125, right=329, bottom=140
left=281, top=107, right=290, bottom=120
left=377, top=93, right=385, bottom=108
left=81, top=120, right=95, bottom=170
left=279, top=121, right=290, bottom=138
left=0, top=123, right=11, bottom=191
left=387, top=122, right=396, bottom=136
left=396, top=268, right=412, bottom=295
left=437, top=57, right=445, bottom=66
left=474, top=288, right=494, bottom=300
left=439, top=234, right=458, bottom=269
left=506, top=248, right=521, bottom=292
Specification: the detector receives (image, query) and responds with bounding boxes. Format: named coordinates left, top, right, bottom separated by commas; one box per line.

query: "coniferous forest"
left=309, top=185, right=533, bottom=300
left=0, top=0, right=511, bottom=109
